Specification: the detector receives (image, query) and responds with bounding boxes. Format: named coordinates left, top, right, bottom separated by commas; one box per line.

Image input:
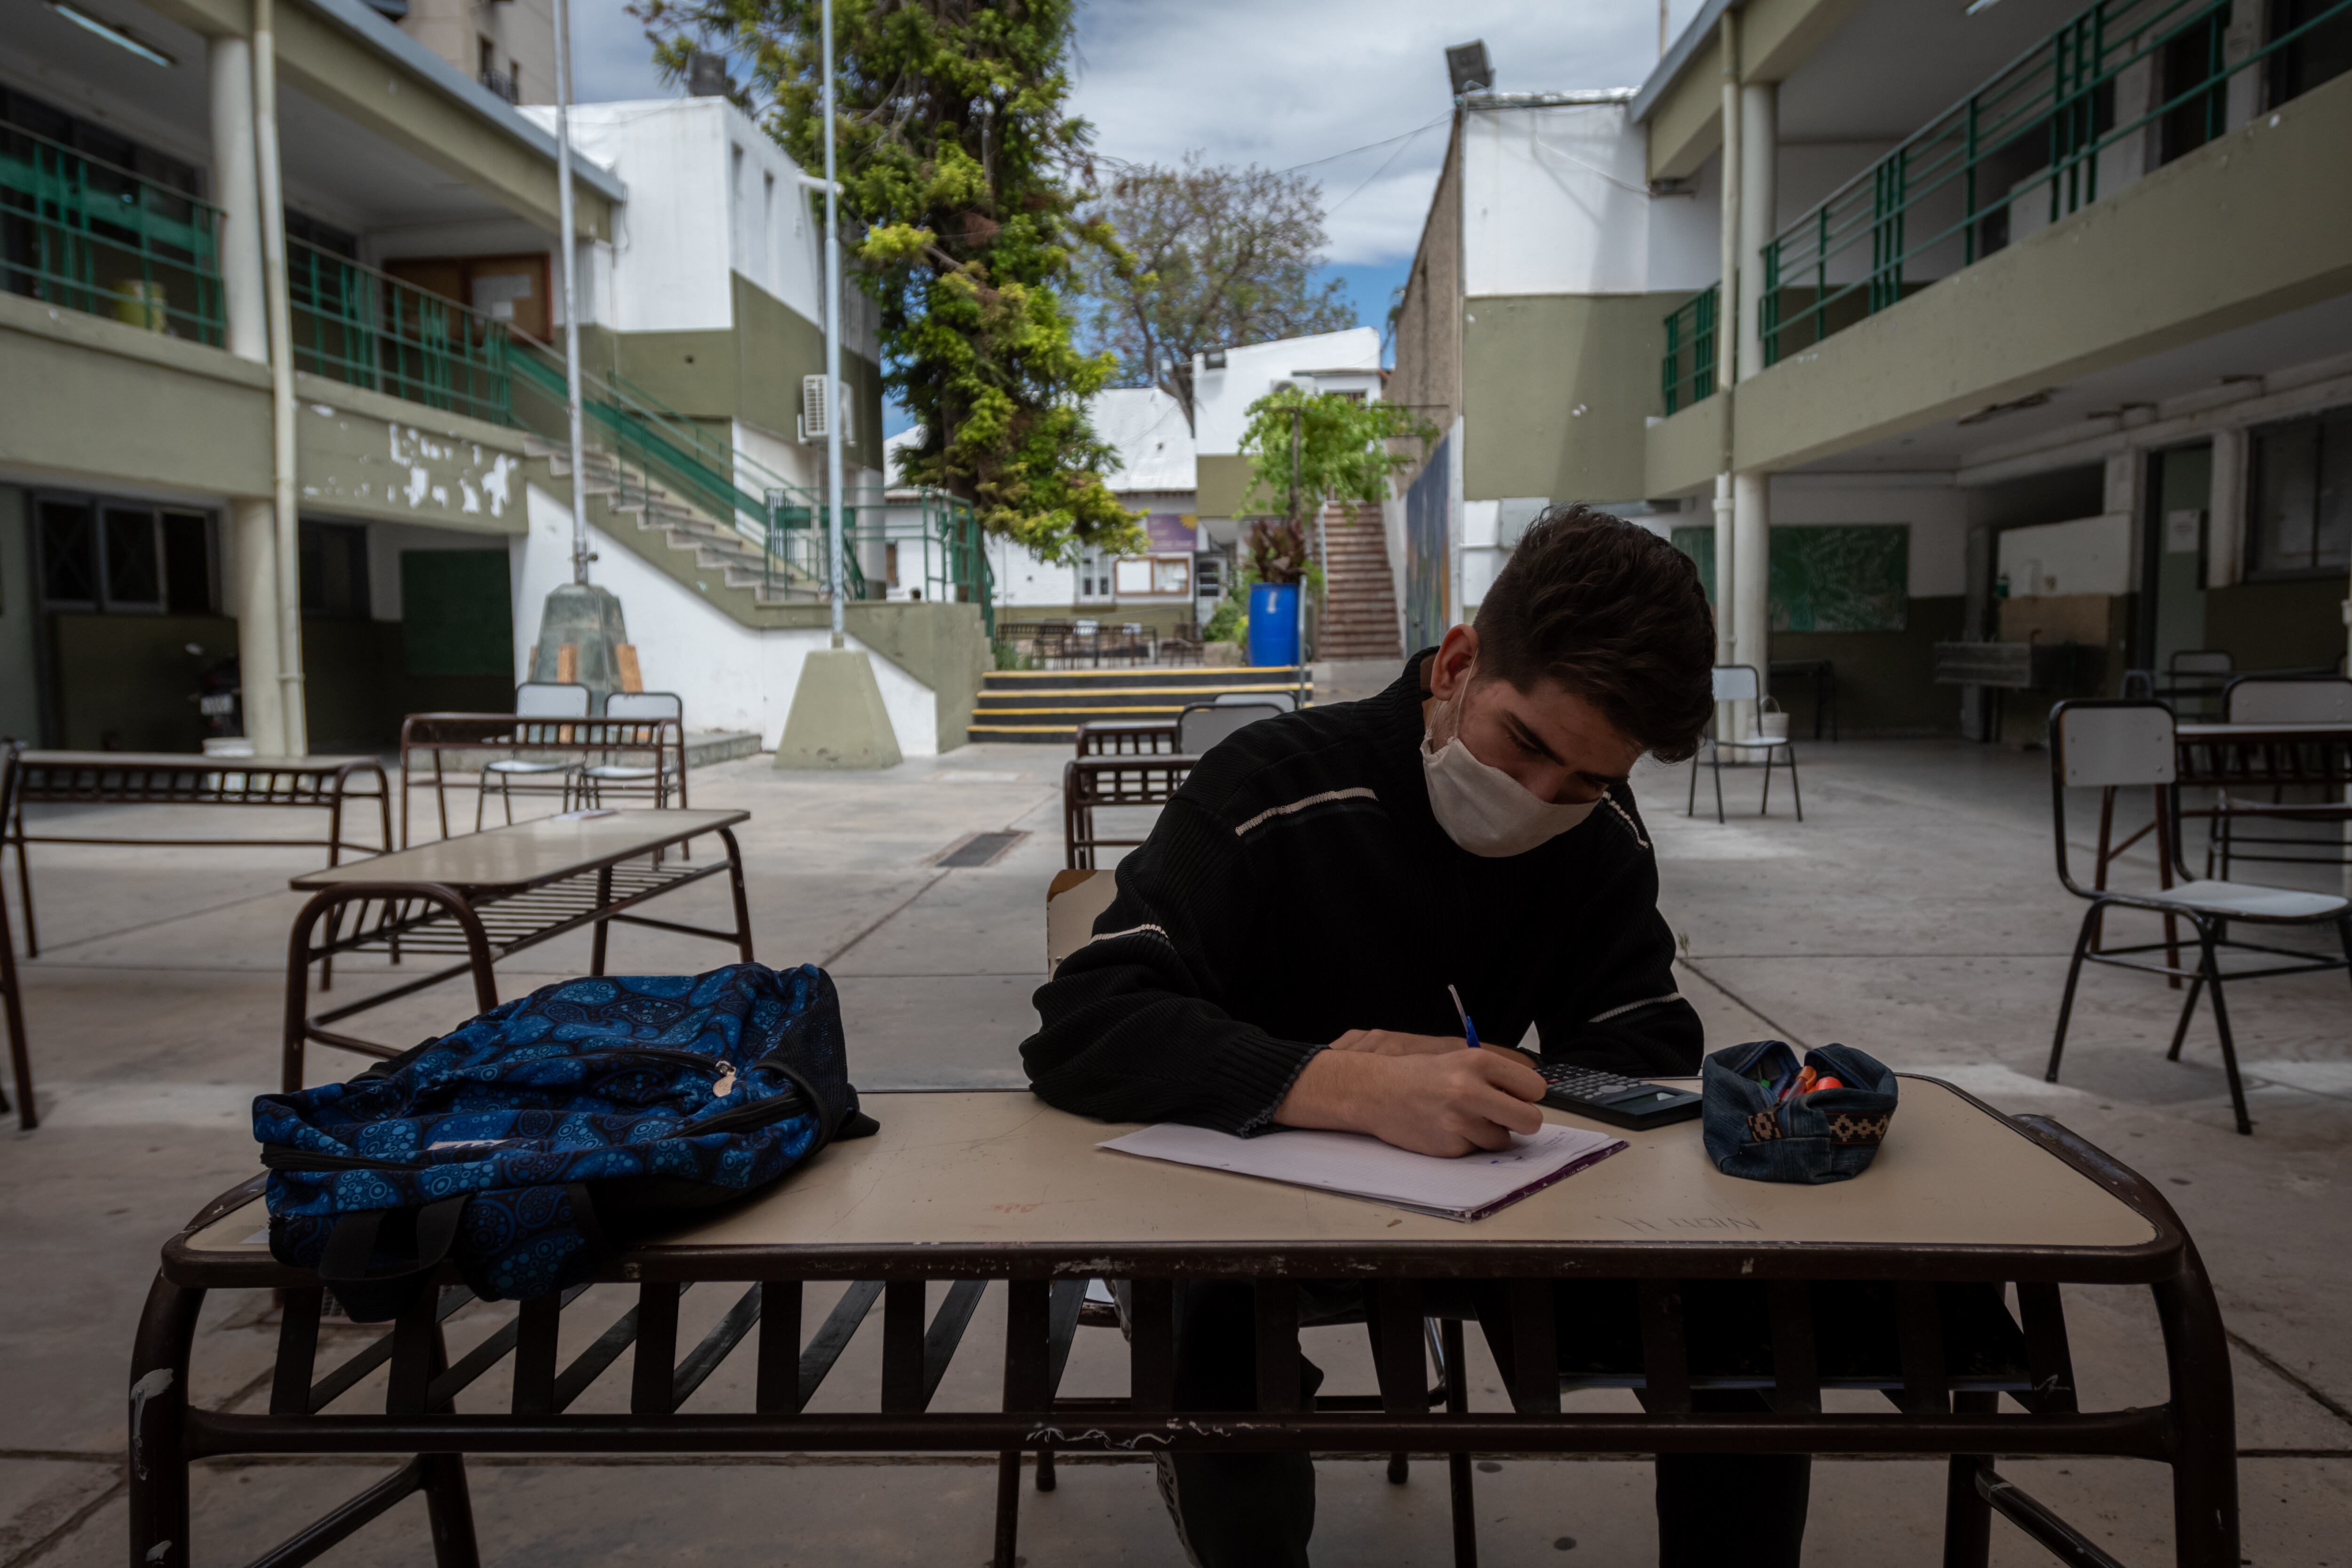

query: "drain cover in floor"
left=937, top=830, right=1025, bottom=867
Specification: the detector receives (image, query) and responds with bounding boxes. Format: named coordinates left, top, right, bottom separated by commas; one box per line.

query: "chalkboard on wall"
left=1669, top=524, right=1908, bottom=632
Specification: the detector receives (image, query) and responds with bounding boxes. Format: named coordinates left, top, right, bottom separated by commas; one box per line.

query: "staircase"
left=969, top=667, right=1313, bottom=745
left=524, top=435, right=824, bottom=606
left=1315, top=502, right=1403, bottom=661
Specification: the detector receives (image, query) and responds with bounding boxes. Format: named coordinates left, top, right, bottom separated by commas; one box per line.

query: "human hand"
left=1274, top=1048, right=1547, bottom=1157
left=1330, top=1031, right=1535, bottom=1074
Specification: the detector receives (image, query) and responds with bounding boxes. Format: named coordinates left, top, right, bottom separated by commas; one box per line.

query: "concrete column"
left=1732, top=469, right=1771, bottom=737
left=2207, top=428, right=2247, bottom=590
left=2225, top=0, right=2265, bottom=129
left=1736, top=81, right=1778, bottom=383
left=209, top=29, right=281, bottom=753
left=1711, top=474, right=1737, bottom=738
left=253, top=0, right=307, bottom=755
left=1711, top=13, right=1741, bottom=741
left=226, top=500, right=286, bottom=754
left=206, top=36, right=266, bottom=364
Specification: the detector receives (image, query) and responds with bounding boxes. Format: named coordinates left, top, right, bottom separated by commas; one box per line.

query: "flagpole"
left=822, top=0, right=845, bottom=649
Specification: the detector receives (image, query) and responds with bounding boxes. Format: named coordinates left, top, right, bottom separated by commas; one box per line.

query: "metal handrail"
left=0, top=120, right=224, bottom=344
left=285, top=239, right=513, bottom=425
left=1758, top=0, right=2352, bottom=364
left=1660, top=286, right=1718, bottom=414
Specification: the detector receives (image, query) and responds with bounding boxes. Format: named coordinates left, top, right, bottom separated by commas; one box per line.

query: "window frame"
left=2244, top=407, right=2352, bottom=582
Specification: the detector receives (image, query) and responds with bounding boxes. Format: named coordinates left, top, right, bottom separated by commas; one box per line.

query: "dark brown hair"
left=1470, top=504, right=1716, bottom=762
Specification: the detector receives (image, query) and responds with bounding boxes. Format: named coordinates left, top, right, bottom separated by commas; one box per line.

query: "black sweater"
left=1021, top=652, right=1705, bottom=1134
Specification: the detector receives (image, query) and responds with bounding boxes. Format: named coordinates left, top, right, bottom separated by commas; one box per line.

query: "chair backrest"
left=515, top=682, right=592, bottom=718
left=1710, top=665, right=1761, bottom=703
left=2223, top=675, right=2352, bottom=724
left=1178, top=702, right=1282, bottom=756
left=1045, top=868, right=1119, bottom=975
left=2051, top=701, right=2176, bottom=788
left=2170, top=649, right=2233, bottom=676
left=604, top=691, right=683, bottom=723
left=1214, top=691, right=1295, bottom=712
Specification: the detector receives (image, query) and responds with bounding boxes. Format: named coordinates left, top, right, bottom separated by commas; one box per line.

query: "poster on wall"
left=1668, top=524, right=1908, bottom=632
left=1145, top=513, right=1199, bottom=552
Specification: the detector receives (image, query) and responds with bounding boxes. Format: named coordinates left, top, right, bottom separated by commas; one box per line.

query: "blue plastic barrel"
left=1246, top=582, right=1300, bottom=667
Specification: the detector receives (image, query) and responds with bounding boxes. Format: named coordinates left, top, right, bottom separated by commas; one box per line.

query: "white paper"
left=1099, top=1122, right=1624, bottom=1221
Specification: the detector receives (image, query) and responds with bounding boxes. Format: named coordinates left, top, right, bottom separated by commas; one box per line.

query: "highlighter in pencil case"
left=1700, top=1039, right=1897, bottom=1185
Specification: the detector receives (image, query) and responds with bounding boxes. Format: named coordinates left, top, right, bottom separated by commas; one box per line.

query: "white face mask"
left=1420, top=720, right=1598, bottom=858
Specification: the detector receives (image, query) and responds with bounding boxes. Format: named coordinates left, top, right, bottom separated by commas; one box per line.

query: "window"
left=300, top=521, right=372, bottom=619
left=1077, top=547, right=1113, bottom=601
left=2158, top=12, right=2230, bottom=165
left=2248, top=408, right=2351, bottom=578
left=102, top=506, right=161, bottom=606
left=2269, top=0, right=2352, bottom=104
left=34, top=496, right=214, bottom=611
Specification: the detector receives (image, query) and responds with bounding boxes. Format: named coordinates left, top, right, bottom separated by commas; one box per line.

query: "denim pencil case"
left=1700, top=1040, right=1898, bottom=1185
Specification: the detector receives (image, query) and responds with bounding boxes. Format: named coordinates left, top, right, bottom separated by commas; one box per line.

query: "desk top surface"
left=2177, top=722, right=2352, bottom=740
left=184, top=1080, right=2163, bottom=1272
left=287, top=809, right=746, bottom=891
left=16, top=750, right=381, bottom=773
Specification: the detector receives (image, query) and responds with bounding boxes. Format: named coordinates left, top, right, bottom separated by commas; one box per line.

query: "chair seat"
left=1716, top=734, right=1792, bottom=751
left=582, top=764, right=668, bottom=781
left=485, top=759, right=577, bottom=775
left=2120, top=878, right=2349, bottom=919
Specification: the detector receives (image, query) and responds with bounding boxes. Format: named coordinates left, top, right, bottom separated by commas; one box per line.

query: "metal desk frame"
left=280, top=812, right=752, bottom=1094
left=0, top=742, right=390, bottom=958
left=1062, top=754, right=1196, bottom=869
left=132, top=1097, right=2235, bottom=1568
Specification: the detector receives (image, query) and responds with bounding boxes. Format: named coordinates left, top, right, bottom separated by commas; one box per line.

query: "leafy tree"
left=1234, top=388, right=1434, bottom=584
left=1077, top=154, right=1356, bottom=432
left=632, top=0, right=1141, bottom=562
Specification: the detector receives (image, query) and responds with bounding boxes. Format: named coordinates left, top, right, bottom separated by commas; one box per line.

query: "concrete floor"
left=1, top=725, right=2348, bottom=1567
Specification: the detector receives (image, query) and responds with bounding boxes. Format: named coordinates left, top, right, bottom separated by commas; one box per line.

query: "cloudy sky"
left=571, top=0, right=1705, bottom=417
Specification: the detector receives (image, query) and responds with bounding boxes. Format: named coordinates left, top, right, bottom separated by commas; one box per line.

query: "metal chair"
left=581, top=691, right=687, bottom=809
left=2044, top=700, right=2352, bottom=1135
left=2204, top=676, right=2352, bottom=878
left=2168, top=649, right=2234, bottom=718
left=1686, top=666, right=1802, bottom=823
left=477, top=682, right=590, bottom=830
left=1177, top=701, right=1284, bottom=757
left=1213, top=691, right=1296, bottom=712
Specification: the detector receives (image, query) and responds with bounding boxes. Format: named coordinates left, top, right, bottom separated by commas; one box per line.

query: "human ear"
left=1429, top=625, right=1481, bottom=701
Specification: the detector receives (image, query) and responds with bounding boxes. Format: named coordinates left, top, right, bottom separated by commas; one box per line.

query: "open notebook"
left=1100, top=1122, right=1626, bottom=1222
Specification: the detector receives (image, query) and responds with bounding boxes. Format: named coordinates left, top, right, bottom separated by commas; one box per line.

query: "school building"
left=1389, top=0, right=2352, bottom=738
left=1, top=0, right=991, bottom=764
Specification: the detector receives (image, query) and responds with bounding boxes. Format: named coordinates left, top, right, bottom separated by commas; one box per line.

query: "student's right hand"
left=1273, top=1046, right=1547, bottom=1157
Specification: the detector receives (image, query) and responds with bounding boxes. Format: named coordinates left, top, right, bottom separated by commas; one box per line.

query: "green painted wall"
left=610, top=275, right=885, bottom=476
left=1771, top=597, right=1968, bottom=737
left=2205, top=577, right=2350, bottom=672
left=49, top=614, right=237, bottom=751
left=0, top=489, right=39, bottom=743
left=1462, top=294, right=1689, bottom=503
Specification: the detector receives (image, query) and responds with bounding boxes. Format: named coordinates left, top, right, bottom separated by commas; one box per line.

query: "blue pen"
left=1447, top=985, right=1479, bottom=1050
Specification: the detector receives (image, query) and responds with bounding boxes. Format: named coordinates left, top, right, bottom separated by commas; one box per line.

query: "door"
left=2140, top=443, right=2211, bottom=677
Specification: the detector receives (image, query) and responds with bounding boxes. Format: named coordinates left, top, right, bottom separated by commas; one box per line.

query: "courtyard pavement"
left=0, top=704, right=2347, bottom=1566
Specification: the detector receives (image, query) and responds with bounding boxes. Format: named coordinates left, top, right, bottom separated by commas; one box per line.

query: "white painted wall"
left=512, top=483, right=941, bottom=752
left=521, top=99, right=876, bottom=357
left=1997, top=513, right=2135, bottom=599
left=1191, top=327, right=1384, bottom=457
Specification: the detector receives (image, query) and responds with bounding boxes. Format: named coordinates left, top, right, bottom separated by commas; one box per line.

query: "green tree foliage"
left=632, top=0, right=1141, bottom=562
left=1235, top=387, right=1434, bottom=584
left=1075, top=155, right=1356, bottom=432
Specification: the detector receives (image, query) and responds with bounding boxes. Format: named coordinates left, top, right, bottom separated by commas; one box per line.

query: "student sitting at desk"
left=1022, top=508, right=1806, bottom=1568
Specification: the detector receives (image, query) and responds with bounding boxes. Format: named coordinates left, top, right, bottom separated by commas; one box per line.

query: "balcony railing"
left=287, top=240, right=513, bottom=426
left=478, top=67, right=520, bottom=105
left=1760, top=0, right=2352, bottom=364
left=1661, top=286, right=1718, bottom=414
left=0, top=122, right=224, bottom=345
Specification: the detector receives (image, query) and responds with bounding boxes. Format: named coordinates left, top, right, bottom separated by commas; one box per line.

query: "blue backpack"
left=254, top=963, right=874, bottom=1321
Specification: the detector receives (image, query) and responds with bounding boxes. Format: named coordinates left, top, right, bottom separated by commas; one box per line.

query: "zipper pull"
left=711, top=1064, right=736, bottom=1098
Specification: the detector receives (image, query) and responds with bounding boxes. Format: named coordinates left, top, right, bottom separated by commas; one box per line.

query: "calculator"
left=1537, top=1062, right=1704, bottom=1130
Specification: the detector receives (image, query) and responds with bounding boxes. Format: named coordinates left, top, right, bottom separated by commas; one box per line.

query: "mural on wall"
left=1404, top=437, right=1452, bottom=651
left=1669, top=523, right=1908, bottom=633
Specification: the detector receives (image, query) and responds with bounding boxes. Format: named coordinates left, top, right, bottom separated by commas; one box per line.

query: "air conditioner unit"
left=798, top=374, right=853, bottom=445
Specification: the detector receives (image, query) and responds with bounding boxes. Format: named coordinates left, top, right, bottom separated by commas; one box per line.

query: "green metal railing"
left=1759, top=0, right=2352, bottom=364
left=287, top=239, right=513, bottom=424
left=1661, top=286, right=1718, bottom=414
left=0, top=123, right=223, bottom=344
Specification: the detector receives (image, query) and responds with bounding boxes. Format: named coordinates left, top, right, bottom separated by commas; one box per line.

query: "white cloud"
left=567, top=0, right=1708, bottom=263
